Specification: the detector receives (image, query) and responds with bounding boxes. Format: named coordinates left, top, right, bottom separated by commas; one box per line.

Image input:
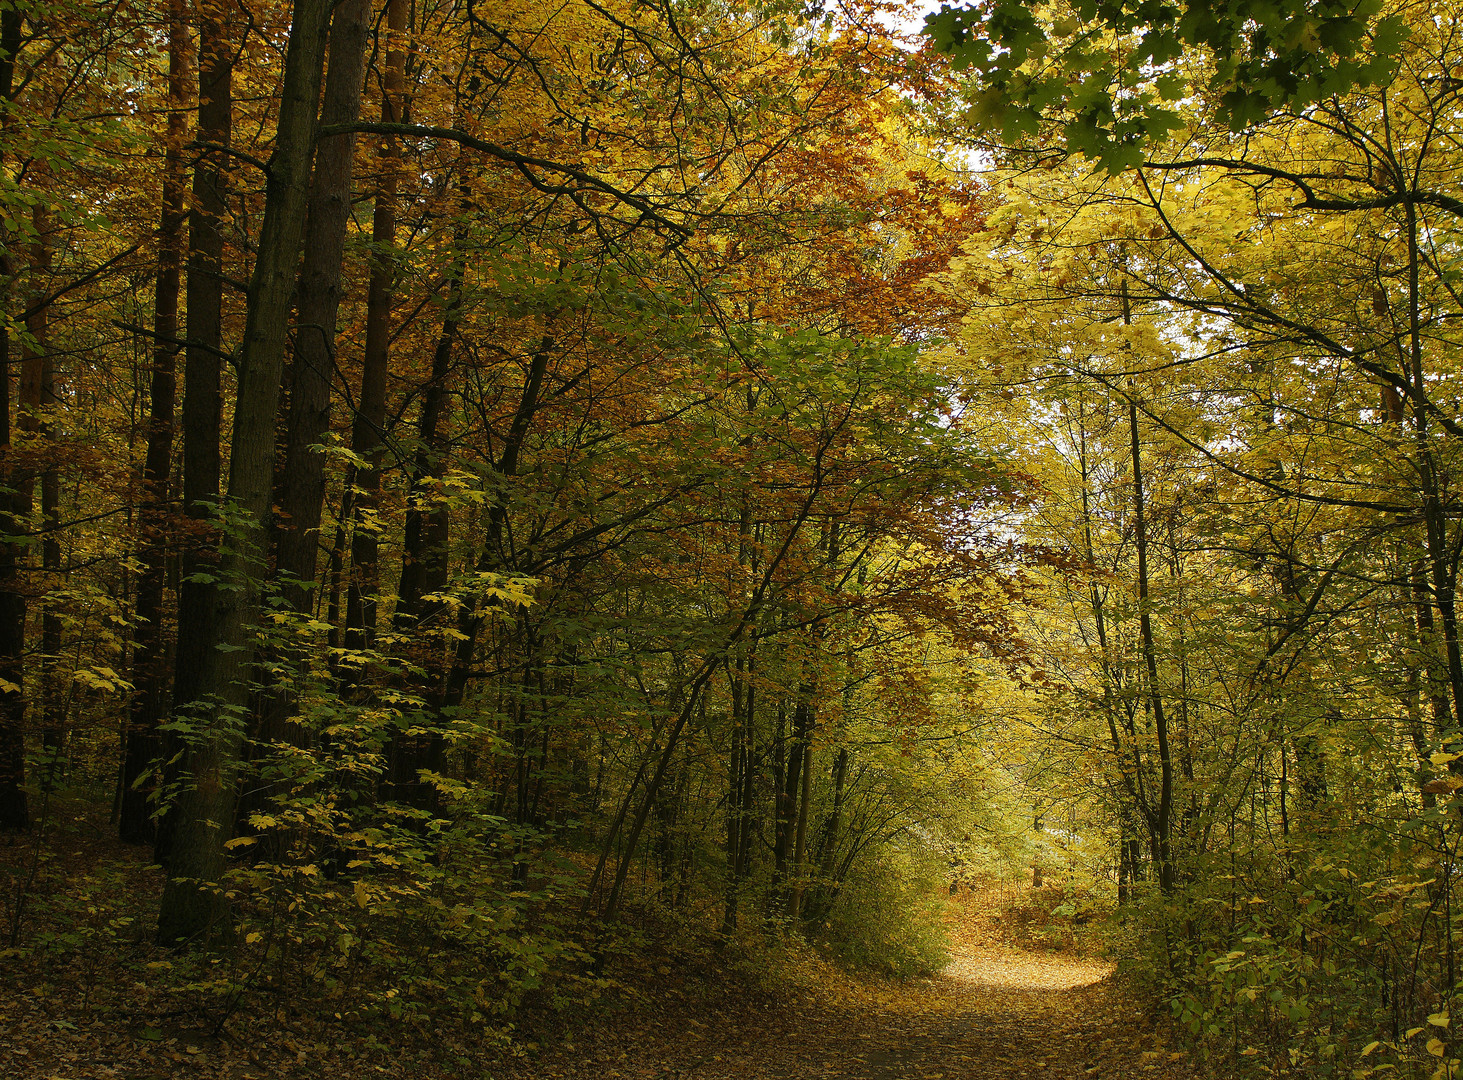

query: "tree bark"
left=23, top=188, right=59, bottom=791
left=121, top=0, right=190, bottom=844
left=274, top=0, right=371, bottom=616
left=721, top=649, right=755, bottom=931
left=386, top=222, right=464, bottom=808
left=0, top=3, right=28, bottom=832
left=156, top=7, right=233, bottom=866
left=345, top=0, right=409, bottom=658
left=157, top=0, right=332, bottom=943
left=1128, top=396, right=1173, bottom=894
left=788, top=738, right=813, bottom=920
left=238, top=0, right=373, bottom=840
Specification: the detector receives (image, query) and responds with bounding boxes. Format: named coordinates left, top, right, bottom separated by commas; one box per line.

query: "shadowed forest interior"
left=1, top=0, right=1462, bottom=1077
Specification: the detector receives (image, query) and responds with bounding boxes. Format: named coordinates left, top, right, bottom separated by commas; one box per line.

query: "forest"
left=0, top=0, right=1459, bottom=1077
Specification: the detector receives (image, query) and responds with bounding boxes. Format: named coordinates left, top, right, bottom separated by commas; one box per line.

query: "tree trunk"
left=772, top=699, right=788, bottom=879
left=393, top=251, right=460, bottom=629
left=1407, top=195, right=1463, bottom=733
left=274, top=0, right=371, bottom=616
left=1129, top=396, right=1173, bottom=894
left=237, top=0, right=372, bottom=842
left=156, top=8, right=233, bottom=866
left=121, top=0, right=190, bottom=843
left=345, top=0, right=409, bottom=658
left=776, top=684, right=814, bottom=892
left=387, top=222, right=463, bottom=808
left=156, top=0, right=332, bottom=943
left=419, top=331, right=554, bottom=803
left=816, top=745, right=848, bottom=878
left=722, top=648, right=755, bottom=932
left=0, top=4, right=27, bottom=832
left=24, top=191, right=60, bottom=791
left=788, top=738, right=813, bottom=920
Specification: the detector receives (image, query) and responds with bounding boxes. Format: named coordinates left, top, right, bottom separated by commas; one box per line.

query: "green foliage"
left=925, top=0, right=1411, bottom=169
left=1104, top=813, right=1463, bottom=1079
left=823, top=845, right=951, bottom=980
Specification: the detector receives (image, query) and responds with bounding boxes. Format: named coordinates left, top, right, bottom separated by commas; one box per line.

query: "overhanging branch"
left=315, top=120, right=693, bottom=240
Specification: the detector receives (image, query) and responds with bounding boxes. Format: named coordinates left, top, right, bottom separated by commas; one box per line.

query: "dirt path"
left=663, top=944, right=1195, bottom=1080
left=852, top=947, right=1125, bottom=1080
left=513, top=899, right=1200, bottom=1080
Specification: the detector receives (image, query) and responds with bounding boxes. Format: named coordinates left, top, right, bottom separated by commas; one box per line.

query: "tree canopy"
left=925, top=0, right=1414, bottom=168
left=11, top=0, right=1463, bottom=1077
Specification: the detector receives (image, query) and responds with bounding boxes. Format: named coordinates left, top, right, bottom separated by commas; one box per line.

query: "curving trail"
left=678, top=943, right=1195, bottom=1080
left=512, top=893, right=1199, bottom=1080
left=825, top=946, right=1179, bottom=1080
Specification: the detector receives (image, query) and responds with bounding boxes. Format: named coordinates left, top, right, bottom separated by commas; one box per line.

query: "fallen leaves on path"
left=508, top=890, right=1198, bottom=1080
left=943, top=941, right=1111, bottom=992
left=0, top=858, right=1196, bottom=1080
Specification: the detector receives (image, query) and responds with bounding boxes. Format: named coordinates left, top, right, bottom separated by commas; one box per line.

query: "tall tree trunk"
left=816, top=745, right=848, bottom=879
left=1129, top=396, right=1173, bottom=894
left=24, top=191, right=59, bottom=790
left=238, top=0, right=372, bottom=841
left=1121, top=277, right=1172, bottom=894
left=274, top=0, right=371, bottom=616
left=420, top=330, right=554, bottom=805
left=393, top=250, right=460, bottom=628
left=156, top=0, right=332, bottom=943
left=776, top=679, right=814, bottom=892
left=722, top=652, right=751, bottom=931
left=788, top=737, right=813, bottom=920
left=387, top=224, right=463, bottom=808
left=772, top=699, right=788, bottom=879
left=121, top=0, right=190, bottom=843
left=345, top=0, right=409, bottom=658
left=597, top=512, right=823, bottom=921
left=0, top=3, right=27, bottom=832
left=156, top=8, right=233, bottom=866
left=1405, top=195, right=1463, bottom=732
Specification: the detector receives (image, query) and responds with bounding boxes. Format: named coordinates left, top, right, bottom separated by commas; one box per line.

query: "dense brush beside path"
left=0, top=813, right=1194, bottom=1080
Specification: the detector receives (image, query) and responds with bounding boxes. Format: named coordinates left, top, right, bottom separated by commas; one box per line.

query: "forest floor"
left=0, top=802, right=1198, bottom=1079
left=499, top=888, right=1200, bottom=1080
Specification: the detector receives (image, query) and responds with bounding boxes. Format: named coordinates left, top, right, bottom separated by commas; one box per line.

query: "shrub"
left=823, top=845, right=950, bottom=979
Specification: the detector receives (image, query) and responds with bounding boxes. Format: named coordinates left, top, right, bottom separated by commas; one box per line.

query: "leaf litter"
left=503, top=889, right=1199, bottom=1080
left=0, top=829, right=1196, bottom=1080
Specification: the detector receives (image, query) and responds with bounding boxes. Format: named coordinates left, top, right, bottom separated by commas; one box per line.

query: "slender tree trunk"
left=788, top=714, right=813, bottom=920
left=735, top=654, right=757, bottom=884
left=1413, top=565, right=1452, bottom=739
left=1405, top=196, right=1463, bottom=732
left=157, top=0, right=332, bottom=943
left=393, top=244, right=460, bottom=628
left=156, top=8, right=233, bottom=866
left=722, top=653, right=750, bottom=931
left=816, top=745, right=848, bottom=878
left=426, top=332, right=554, bottom=766
left=387, top=221, right=463, bottom=808
left=0, top=4, right=27, bottom=832
left=1121, top=276, right=1173, bottom=894
left=1129, top=397, right=1173, bottom=894
left=121, top=0, right=190, bottom=843
left=597, top=514, right=820, bottom=921
left=24, top=192, right=60, bottom=790
left=776, top=676, right=814, bottom=890
left=772, top=699, right=788, bottom=878
left=345, top=0, right=409, bottom=658
left=601, top=668, right=718, bottom=918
